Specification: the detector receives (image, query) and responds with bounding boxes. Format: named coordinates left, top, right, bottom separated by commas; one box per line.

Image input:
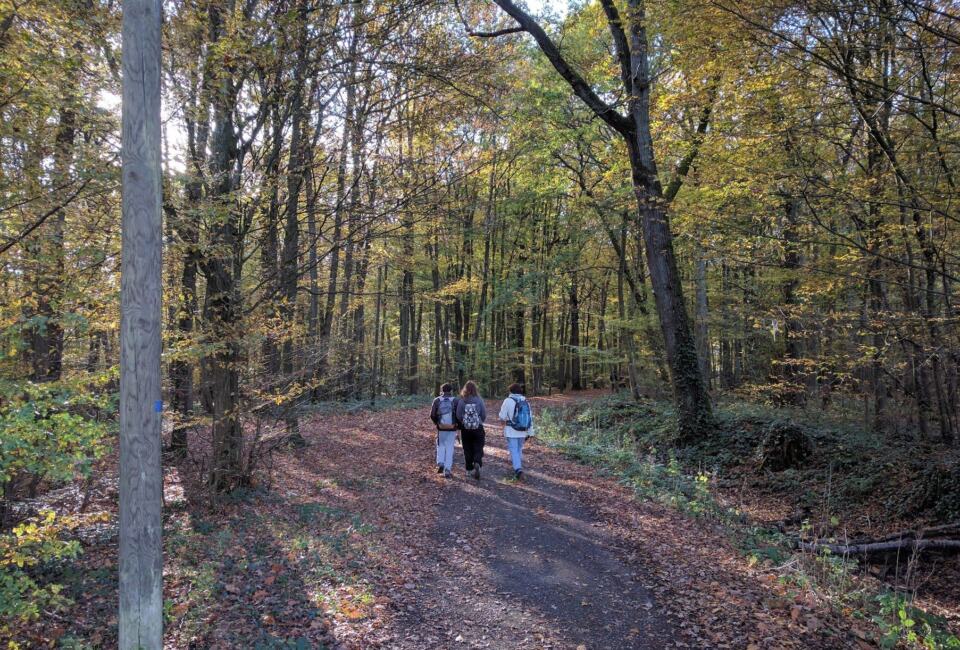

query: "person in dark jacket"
left=429, top=383, right=459, bottom=478
left=455, top=380, right=486, bottom=480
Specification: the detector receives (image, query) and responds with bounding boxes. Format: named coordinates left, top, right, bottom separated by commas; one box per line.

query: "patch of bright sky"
left=528, top=0, right=571, bottom=19
left=94, top=0, right=575, bottom=173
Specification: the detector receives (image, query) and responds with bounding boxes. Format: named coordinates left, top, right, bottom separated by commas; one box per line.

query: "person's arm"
left=498, top=398, right=513, bottom=422
left=478, top=400, right=486, bottom=422
left=430, top=398, right=439, bottom=425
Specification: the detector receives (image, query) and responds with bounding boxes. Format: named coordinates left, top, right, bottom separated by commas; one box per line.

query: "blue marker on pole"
left=154, top=400, right=163, bottom=413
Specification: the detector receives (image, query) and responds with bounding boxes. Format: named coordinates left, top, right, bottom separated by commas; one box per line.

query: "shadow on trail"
left=410, top=430, right=675, bottom=649
left=163, top=429, right=366, bottom=650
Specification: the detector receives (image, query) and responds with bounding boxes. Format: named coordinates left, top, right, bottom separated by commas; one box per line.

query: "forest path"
left=388, top=393, right=673, bottom=649
left=276, top=391, right=843, bottom=649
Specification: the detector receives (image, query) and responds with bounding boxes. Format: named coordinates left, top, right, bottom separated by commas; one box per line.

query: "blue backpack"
left=509, top=396, right=532, bottom=432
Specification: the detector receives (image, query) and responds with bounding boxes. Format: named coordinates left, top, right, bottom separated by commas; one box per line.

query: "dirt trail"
left=389, top=396, right=673, bottom=649
left=368, top=392, right=844, bottom=649
left=34, top=392, right=853, bottom=648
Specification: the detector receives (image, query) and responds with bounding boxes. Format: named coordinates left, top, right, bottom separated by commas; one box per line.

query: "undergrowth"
left=297, top=394, right=427, bottom=416
left=538, top=393, right=960, bottom=649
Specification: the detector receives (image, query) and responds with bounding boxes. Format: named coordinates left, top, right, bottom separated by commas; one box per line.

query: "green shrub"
left=0, top=377, right=112, bottom=645
left=0, top=511, right=80, bottom=641
left=873, top=592, right=960, bottom=649
left=0, top=377, right=112, bottom=500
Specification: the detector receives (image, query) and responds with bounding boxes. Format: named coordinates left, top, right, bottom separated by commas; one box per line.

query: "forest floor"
left=19, top=391, right=902, bottom=648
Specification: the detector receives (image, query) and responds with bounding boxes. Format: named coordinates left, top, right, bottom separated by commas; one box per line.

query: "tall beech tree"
left=480, top=0, right=714, bottom=438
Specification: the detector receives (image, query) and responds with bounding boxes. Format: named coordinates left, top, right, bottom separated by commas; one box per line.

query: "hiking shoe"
left=443, top=469, right=453, bottom=479
left=436, top=464, right=443, bottom=474
left=514, top=469, right=524, bottom=481
left=473, top=465, right=481, bottom=480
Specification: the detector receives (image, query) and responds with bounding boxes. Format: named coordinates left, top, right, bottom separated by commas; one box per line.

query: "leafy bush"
left=755, top=422, right=814, bottom=471
left=873, top=592, right=960, bottom=650
left=0, top=377, right=112, bottom=644
left=899, top=464, right=960, bottom=522
left=0, top=511, right=80, bottom=641
left=0, top=377, right=112, bottom=503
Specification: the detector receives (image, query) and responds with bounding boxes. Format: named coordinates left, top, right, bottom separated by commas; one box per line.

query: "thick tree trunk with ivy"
left=490, top=0, right=713, bottom=440
left=199, top=0, right=247, bottom=491
left=623, top=0, right=712, bottom=440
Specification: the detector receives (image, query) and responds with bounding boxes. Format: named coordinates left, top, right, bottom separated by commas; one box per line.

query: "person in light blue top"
left=498, top=382, right=533, bottom=480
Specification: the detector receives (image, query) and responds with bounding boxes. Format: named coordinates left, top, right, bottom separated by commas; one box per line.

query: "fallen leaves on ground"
left=11, top=391, right=914, bottom=648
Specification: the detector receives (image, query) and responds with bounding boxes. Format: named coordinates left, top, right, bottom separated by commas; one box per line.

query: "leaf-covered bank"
left=538, top=394, right=960, bottom=648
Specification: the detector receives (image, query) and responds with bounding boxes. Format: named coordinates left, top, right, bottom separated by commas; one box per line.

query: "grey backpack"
left=462, top=403, right=482, bottom=431
left=437, top=396, right=457, bottom=430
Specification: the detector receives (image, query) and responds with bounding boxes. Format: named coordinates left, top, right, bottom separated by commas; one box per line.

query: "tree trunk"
left=31, top=102, right=75, bottom=382
left=624, top=0, right=712, bottom=437
left=694, top=254, right=712, bottom=390
left=279, top=7, right=309, bottom=441
left=317, top=25, right=359, bottom=391
left=201, top=0, right=246, bottom=492
left=569, top=276, right=582, bottom=390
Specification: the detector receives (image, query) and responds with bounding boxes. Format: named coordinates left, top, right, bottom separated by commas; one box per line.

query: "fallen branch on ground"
left=866, top=521, right=960, bottom=543
left=799, top=538, right=960, bottom=556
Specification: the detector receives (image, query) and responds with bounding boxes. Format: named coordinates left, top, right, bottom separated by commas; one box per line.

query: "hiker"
left=498, top=382, right=533, bottom=480
left=430, top=383, right=459, bottom=478
left=456, top=380, right=486, bottom=480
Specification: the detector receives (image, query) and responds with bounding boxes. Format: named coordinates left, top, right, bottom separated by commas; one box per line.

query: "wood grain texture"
left=119, top=0, right=163, bottom=647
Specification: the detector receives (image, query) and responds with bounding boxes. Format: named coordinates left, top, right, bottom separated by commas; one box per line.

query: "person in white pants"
left=430, top=383, right=460, bottom=478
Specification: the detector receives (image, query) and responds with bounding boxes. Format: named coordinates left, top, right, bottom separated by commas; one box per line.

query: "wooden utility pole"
left=119, top=0, right=163, bottom=646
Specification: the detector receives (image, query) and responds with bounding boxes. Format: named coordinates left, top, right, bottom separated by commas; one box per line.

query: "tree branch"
left=0, top=178, right=93, bottom=257
left=469, top=26, right=525, bottom=37
left=598, top=0, right=632, bottom=94
left=491, top=0, right=633, bottom=135
left=800, top=538, right=960, bottom=556
left=663, top=78, right=720, bottom=203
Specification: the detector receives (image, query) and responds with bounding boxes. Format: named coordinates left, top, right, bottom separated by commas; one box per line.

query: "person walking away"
left=498, top=383, right=533, bottom=480
left=430, top=383, right=459, bottom=478
left=456, top=380, right=486, bottom=480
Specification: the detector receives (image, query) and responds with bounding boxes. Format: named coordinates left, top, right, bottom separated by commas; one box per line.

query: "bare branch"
left=0, top=178, right=94, bottom=257
left=663, top=77, right=720, bottom=203
left=598, top=0, right=632, bottom=93
left=469, top=26, right=525, bottom=37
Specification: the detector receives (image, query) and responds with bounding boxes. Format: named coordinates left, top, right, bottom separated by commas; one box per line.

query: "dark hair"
left=461, top=380, right=479, bottom=398
left=508, top=383, right=523, bottom=395
left=440, top=383, right=453, bottom=394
